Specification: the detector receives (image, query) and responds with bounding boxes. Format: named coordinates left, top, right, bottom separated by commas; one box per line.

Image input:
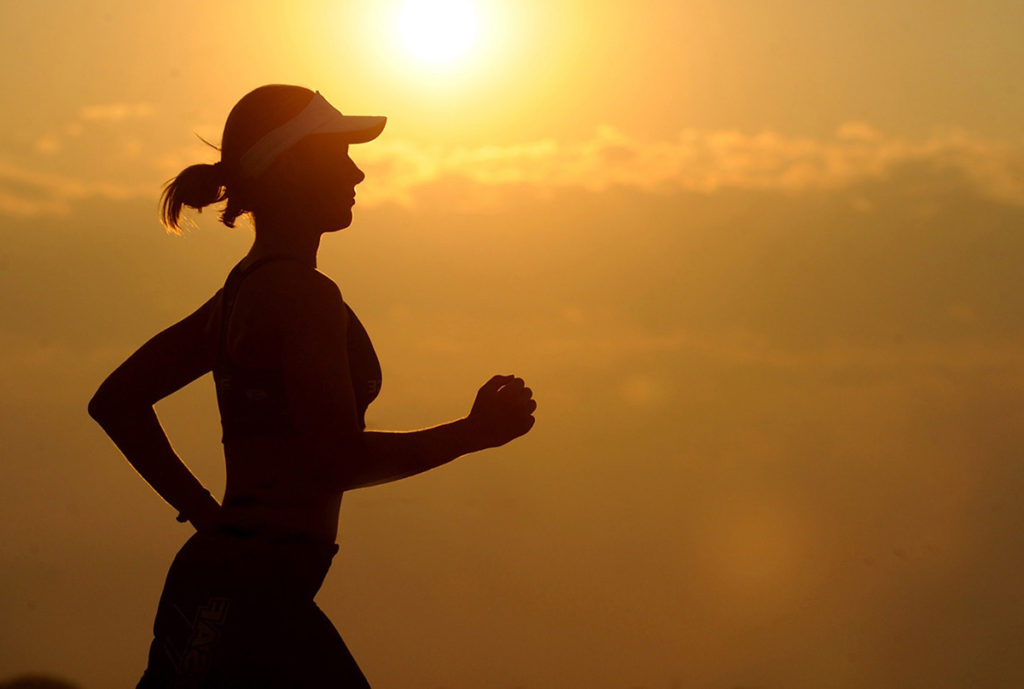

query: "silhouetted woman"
left=88, top=84, right=536, bottom=688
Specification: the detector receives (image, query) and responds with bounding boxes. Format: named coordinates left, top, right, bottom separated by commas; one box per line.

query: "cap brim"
left=315, top=115, right=387, bottom=143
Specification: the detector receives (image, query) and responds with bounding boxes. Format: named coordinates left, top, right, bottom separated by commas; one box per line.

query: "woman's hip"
left=139, top=529, right=368, bottom=687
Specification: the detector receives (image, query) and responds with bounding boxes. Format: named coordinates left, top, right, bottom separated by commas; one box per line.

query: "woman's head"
left=160, top=85, right=384, bottom=234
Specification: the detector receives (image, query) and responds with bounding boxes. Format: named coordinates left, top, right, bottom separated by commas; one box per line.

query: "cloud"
left=0, top=159, right=150, bottom=216
left=535, top=326, right=1024, bottom=372
left=354, top=124, right=1024, bottom=209
left=32, top=135, right=61, bottom=155
left=20, top=101, right=159, bottom=179
left=4, top=120, right=1024, bottom=217
left=78, top=102, right=154, bottom=122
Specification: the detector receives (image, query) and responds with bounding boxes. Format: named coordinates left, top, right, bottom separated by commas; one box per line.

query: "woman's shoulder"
left=237, top=259, right=340, bottom=300
left=225, top=259, right=348, bottom=364
left=234, top=260, right=346, bottom=328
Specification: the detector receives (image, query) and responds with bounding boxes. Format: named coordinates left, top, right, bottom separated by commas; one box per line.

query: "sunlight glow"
left=398, top=0, right=478, bottom=64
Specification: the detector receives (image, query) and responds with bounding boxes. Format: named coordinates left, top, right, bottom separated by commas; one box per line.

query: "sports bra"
left=213, top=255, right=382, bottom=444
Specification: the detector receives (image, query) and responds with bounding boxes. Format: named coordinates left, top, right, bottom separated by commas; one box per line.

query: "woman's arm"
left=345, top=375, right=536, bottom=490
left=272, top=265, right=536, bottom=492
left=349, top=418, right=481, bottom=490
left=88, top=295, right=222, bottom=530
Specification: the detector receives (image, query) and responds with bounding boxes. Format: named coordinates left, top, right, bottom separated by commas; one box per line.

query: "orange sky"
left=2, top=2, right=1024, bottom=688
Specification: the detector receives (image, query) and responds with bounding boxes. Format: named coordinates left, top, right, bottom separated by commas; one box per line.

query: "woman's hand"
left=180, top=493, right=224, bottom=533
left=465, top=374, right=537, bottom=450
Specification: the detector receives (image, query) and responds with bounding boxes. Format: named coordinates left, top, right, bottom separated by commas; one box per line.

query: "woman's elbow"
left=88, top=380, right=132, bottom=424
left=87, top=388, right=115, bottom=423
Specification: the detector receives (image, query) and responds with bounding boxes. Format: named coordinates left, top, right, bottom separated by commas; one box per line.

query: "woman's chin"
left=324, top=210, right=354, bottom=233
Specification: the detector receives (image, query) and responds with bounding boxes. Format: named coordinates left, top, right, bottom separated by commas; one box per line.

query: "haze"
left=2, top=1, right=1023, bottom=688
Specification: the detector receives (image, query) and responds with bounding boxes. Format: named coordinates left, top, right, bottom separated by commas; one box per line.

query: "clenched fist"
left=465, top=374, right=537, bottom=449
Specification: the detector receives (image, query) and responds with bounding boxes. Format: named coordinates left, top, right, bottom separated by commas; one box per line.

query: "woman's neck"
left=250, top=215, right=321, bottom=269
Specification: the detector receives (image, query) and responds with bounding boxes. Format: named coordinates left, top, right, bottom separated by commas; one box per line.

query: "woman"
left=88, top=84, right=537, bottom=688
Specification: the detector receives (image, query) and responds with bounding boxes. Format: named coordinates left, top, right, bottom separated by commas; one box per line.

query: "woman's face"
left=264, top=133, right=367, bottom=232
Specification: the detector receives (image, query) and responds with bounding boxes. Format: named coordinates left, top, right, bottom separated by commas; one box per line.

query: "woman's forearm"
left=89, top=400, right=219, bottom=521
left=346, top=417, right=486, bottom=490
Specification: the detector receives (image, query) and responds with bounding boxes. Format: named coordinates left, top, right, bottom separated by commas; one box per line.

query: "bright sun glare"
left=398, top=0, right=478, bottom=64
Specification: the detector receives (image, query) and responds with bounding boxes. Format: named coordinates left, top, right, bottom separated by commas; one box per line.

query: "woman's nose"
left=352, top=164, right=365, bottom=186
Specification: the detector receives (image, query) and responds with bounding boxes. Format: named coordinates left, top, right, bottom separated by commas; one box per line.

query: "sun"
left=398, top=0, right=478, bottom=64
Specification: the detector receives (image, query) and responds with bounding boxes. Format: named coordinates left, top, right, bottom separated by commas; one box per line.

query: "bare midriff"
left=221, top=434, right=344, bottom=544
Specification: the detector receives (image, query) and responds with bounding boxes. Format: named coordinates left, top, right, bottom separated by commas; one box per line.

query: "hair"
left=159, top=85, right=318, bottom=234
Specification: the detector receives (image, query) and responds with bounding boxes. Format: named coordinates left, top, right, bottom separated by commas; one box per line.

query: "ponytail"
left=159, top=162, right=228, bottom=233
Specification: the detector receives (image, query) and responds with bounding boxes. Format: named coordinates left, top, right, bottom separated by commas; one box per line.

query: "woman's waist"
left=223, top=439, right=353, bottom=494
left=179, top=526, right=339, bottom=600
left=220, top=493, right=341, bottom=545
